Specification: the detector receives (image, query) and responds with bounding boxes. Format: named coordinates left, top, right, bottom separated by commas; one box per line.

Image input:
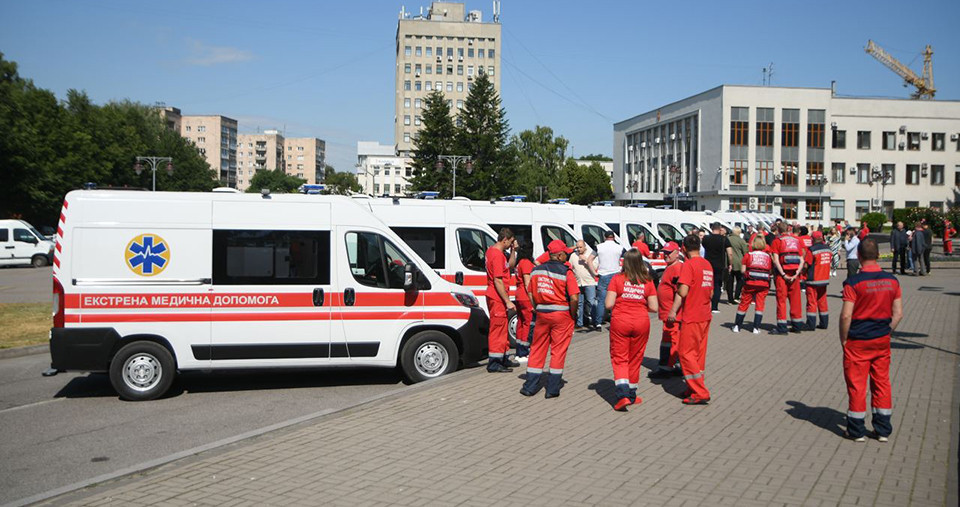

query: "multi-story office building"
left=236, top=130, right=284, bottom=191
left=181, top=115, right=238, bottom=188
left=395, top=1, right=501, bottom=156
left=284, top=137, right=326, bottom=186
left=357, top=141, right=413, bottom=196
left=613, top=85, right=960, bottom=223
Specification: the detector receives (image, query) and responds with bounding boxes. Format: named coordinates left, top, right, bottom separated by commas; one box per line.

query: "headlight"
left=452, top=292, right=479, bottom=308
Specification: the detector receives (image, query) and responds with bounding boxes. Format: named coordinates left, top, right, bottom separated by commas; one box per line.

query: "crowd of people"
left=483, top=216, right=913, bottom=442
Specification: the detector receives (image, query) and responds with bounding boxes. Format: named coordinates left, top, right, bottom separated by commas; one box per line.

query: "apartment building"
left=180, top=115, right=238, bottom=188
left=357, top=141, right=413, bottom=196
left=159, top=106, right=181, bottom=132
left=236, top=130, right=285, bottom=191
left=613, top=85, right=960, bottom=223
left=284, top=137, right=326, bottom=186
left=395, top=1, right=501, bottom=157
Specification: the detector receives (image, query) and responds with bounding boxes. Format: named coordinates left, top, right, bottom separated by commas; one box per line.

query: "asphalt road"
left=0, top=351, right=413, bottom=505
left=0, top=266, right=52, bottom=304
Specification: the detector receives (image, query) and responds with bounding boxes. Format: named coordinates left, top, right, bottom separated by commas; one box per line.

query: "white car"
left=0, top=219, right=55, bottom=268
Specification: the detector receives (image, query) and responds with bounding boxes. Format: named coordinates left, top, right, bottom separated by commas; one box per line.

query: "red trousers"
left=486, top=297, right=509, bottom=359
left=528, top=311, right=575, bottom=373
left=805, top=284, right=828, bottom=318
left=515, top=299, right=533, bottom=347
left=658, top=320, right=680, bottom=369
left=945, top=240, right=954, bottom=254
left=609, top=316, right=651, bottom=388
left=738, top=284, right=769, bottom=314
left=775, top=274, right=803, bottom=327
left=843, top=337, right=892, bottom=417
left=679, top=320, right=711, bottom=400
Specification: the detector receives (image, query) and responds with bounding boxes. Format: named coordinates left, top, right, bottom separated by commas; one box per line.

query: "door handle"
left=4, top=246, right=13, bottom=249
left=344, top=288, right=355, bottom=307
left=455, top=271, right=464, bottom=285
left=312, top=288, right=324, bottom=306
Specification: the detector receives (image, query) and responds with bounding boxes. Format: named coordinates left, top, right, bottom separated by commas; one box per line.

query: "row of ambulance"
left=47, top=189, right=778, bottom=400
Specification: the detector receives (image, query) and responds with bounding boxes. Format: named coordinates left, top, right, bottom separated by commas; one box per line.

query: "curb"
left=12, top=361, right=487, bottom=507
left=0, top=344, right=47, bottom=360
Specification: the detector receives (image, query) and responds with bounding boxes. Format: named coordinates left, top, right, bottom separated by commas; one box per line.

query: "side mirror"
left=403, top=263, right=419, bottom=291
left=455, top=271, right=464, bottom=285
left=21, top=236, right=38, bottom=245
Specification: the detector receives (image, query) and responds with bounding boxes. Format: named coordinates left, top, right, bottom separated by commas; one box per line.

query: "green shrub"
left=892, top=208, right=914, bottom=227
left=860, top=212, right=887, bottom=233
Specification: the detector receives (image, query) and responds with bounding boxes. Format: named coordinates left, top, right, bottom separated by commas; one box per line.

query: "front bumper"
left=50, top=327, right=119, bottom=371
left=456, top=307, right=489, bottom=365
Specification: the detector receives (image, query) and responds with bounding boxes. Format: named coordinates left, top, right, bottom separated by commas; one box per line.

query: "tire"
left=31, top=255, right=48, bottom=268
left=109, top=341, right=176, bottom=401
left=399, top=331, right=458, bottom=383
left=507, top=309, right=518, bottom=347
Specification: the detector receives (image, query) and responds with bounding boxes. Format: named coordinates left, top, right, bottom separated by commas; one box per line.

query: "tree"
left=324, top=165, right=361, bottom=195
left=409, top=90, right=457, bottom=195
left=510, top=126, right=569, bottom=201
left=577, top=153, right=612, bottom=162
left=561, top=159, right=614, bottom=205
left=455, top=72, right=512, bottom=200
left=245, top=169, right=305, bottom=193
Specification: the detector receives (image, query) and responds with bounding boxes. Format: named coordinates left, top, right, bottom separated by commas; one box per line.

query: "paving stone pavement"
left=44, top=269, right=959, bottom=507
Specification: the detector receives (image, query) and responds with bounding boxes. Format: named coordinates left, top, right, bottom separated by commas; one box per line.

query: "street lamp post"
left=134, top=156, right=173, bottom=192
left=536, top=185, right=547, bottom=203
left=669, top=164, right=681, bottom=210
left=436, top=155, right=472, bottom=198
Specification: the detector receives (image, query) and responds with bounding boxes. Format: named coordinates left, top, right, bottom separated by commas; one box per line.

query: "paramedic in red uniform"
left=631, top=233, right=652, bottom=259
left=840, top=238, right=902, bottom=442
left=649, top=242, right=683, bottom=379
left=605, top=249, right=658, bottom=411
left=771, top=222, right=806, bottom=334
left=513, top=241, right=536, bottom=361
left=733, top=236, right=771, bottom=334
left=667, top=235, right=714, bottom=405
left=521, top=240, right=580, bottom=398
left=797, top=226, right=813, bottom=331
left=944, top=220, right=956, bottom=256
left=804, top=231, right=832, bottom=330
left=485, top=228, right=519, bottom=372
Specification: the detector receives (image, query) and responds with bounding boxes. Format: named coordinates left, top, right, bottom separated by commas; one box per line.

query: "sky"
left=2, top=0, right=958, bottom=174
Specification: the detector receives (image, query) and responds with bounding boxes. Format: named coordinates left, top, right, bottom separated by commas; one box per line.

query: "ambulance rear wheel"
left=400, top=331, right=457, bottom=383
left=31, top=255, right=48, bottom=268
left=507, top=310, right=518, bottom=347
left=109, top=341, right=175, bottom=401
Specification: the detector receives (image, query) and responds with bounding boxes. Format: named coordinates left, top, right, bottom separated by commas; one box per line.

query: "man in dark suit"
left=889, top=222, right=908, bottom=274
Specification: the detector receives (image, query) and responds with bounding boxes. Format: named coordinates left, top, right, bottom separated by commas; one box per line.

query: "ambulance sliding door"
left=209, top=202, right=333, bottom=368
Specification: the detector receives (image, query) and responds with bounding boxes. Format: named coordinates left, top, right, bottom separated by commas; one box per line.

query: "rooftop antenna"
left=493, top=0, right=500, bottom=23
left=399, top=5, right=405, bottom=19
left=762, top=62, right=774, bottom=86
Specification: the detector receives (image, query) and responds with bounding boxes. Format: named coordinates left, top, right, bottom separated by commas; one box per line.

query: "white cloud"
left=183, top=39, right=253, bottom=66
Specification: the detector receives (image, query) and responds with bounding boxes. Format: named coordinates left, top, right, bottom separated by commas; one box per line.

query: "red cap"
left=812, top=231, right=824, bottom=240
left=661, top=241, right=680, bottom=253
left=547, top=239, right=573, bottom=255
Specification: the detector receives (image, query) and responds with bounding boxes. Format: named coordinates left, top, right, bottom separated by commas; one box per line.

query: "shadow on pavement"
left=587, top=378, right=618, bottom=408
left=784, top=400, right=846, bottom=437
left=54, top=367, right=404, bottom=399
left=891, top=332, right=959, bottom=356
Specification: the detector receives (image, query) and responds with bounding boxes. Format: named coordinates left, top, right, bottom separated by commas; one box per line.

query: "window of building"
left=756, top=107, right=774, bottom=146
left=425, top=65, right=431, bottom=75
left=856, top=131, right=871, bottom=150
left=457, top=228, right=496, bottom=272
left=435, top=80, right=441, bottom=90
left=456, top=82, right=463, bottom=92
left=488, top=49, right=495, bottom=58
left=931, top=164, right=944, bottom=185
left=932, top=132, right=945, bottom=151
left=930, top=201, right=943, bottom=211
left=390, top=227, right=445, bottom=269
left=457, top=65, right=463, bottom=75
left=404, top=63, right=411, bottom=74
left=403, top=133, right=410, bottom=143
left=906, top=164, right=920, bottom=184
left=436, top=46, right=442, bottom=57
left=781, top=109, right=799, bottom=147
left=447, top=65, right=453, bottom=74
left=855, top=200, right=870, bottom=219
left=213, top=230, right=330, bottom=285
left=807, top=161, right=824, bottom=186
left=426, top=47, right=432, bottom=57
left=198, top=126, right=206, bottom=132
left=374, top=184, right=380, bottom=194
left=488, top=66, right=494, bottom=76
left=447, top=47, right=453, bottom=57
left=830, top=200, right=844, bottom=221
left=955, top=166, right=960, bottom=187
left=832, top=129, right=846, bottom=149
left=406, top=168, right=412, bottom=177
left=903, top=200, right=919, bottom=209
left=446, top=81, right=453, bottom=92
left=345, top=232, right=412, bottom=289
left=882, top=131, right=896, bottom=150
left=781, top=161, right=798, bottom=186
left=415, top=81, right=421, bottom=91
left=185, top=126, right=191, bottom=132
left=757, top=160, right=774, bottom=185
left=415, top=98, right=422, bottom=109
left=730, top=107, right=749, bottom=146
left=805, top=199, right=823, bottom=220
left=414, top=116, right=421, bottom=126
left=456, top=99, right=463, bottom=110
left=730, top=159, right=747, bottom=185
left=907, top=132, right=920, bottom=150
left=404, top=46, right=411, bottom=57
left=415, top=46, right=422, bottom=56
left=856, top=163, right=870, bottom=184
left=435, top=64, right=443, bottom=75
left=467, top=47, right=474, bottom=58
left=403, top=115, right=410, bottom=126
left=878, top=163, right=893, bottom=185
left=404, top=98, right=410, bottom=108
left=831, top=162, right=845, bottom=183
left=807, top=109, right=825, bottom=148
left=467, top=65, right=474, bottom=77
left=403, top=80, right=411, bottom=91
left=729, top=197, right=748, bottom=211
left=781, top=199, right=798, bottom=220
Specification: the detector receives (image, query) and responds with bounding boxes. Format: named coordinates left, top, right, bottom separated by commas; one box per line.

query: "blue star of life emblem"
left=125, top=234, right=170, bottom=276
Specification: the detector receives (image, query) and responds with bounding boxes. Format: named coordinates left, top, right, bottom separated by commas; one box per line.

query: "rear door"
left=0, top=227, right=12, bottom=264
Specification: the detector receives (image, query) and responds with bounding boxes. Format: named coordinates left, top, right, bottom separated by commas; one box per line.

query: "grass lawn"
left=0, top=303, right=50, bottom=349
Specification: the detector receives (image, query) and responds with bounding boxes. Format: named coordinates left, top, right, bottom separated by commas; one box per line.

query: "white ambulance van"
left=459, top=200, right=579, bottom=258
left=543, top=203, right=622, bottom=251
left=49, top=190, right=488, bottom=400
left=0, top=219, right=55, bottom=268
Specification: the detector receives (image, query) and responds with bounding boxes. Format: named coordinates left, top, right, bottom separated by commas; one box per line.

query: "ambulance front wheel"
left=400, top=331, right=458, bottom=383
left=109, top=341, right=176, bottom=401
left=507, top=309, right=518, bottom=347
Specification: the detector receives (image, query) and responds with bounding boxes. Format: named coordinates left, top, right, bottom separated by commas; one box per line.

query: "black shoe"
left=545, top=391, right=560, bottom=399
left=503, top=357, right=521, bottom=368
left=520, top=388, right=537, bottom=397
left=593, top=325, right=603, bottom=332
left=487, top=362, right=513, bottom=373
left=770, top=328, right=787, bottom=335
left=790, top=327, right=803, bottom=334
left=816, top=324, right=828, bottom=330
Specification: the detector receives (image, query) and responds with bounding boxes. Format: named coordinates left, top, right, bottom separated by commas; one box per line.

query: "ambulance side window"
left=457, top=228, right=495, bottom=272
left=540, top=226, right=576, bottom=252
left=390, top=227, right=445, bottom=269
left=213, top=230, right=330, bottom=285
left=0, top=229, right=8, bottom=242
left=627, top=224, right=660, bottom=250
left=658, top=224, right=682, bottom=242
left=345, top=232, right=412, bottom=289
left=580, top=225, right=606, bottom=251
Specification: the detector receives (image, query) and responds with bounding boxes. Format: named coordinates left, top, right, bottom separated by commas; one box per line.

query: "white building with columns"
left=613, top=84, right=960, bottom=224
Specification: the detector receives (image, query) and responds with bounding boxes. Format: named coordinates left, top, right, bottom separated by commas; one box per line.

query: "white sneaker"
left=877, top=435, right=889, bottom=443
left=752, top=328, right=761, bottom=334
left=712, top=310, right=720, bottom=314
left=516, top=356, right=528, bottom=364
left=732, top=325, right=740, bottom=333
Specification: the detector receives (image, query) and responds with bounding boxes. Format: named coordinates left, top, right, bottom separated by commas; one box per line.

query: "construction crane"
left=865, top=40, right=936, bottom=100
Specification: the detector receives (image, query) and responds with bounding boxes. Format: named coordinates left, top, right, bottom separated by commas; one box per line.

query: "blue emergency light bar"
left=499, top=195, right=527, bottom=202
left=299, top=184, right=325, bottom=194
left=415, top=191, right=440, bottom=199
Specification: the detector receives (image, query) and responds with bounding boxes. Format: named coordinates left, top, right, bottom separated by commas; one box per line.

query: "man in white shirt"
left=594, top=231, right=625, bottom=330
left=843, top=227, right=860, bottom=280
left=569, top=240, right=599, bottom=329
